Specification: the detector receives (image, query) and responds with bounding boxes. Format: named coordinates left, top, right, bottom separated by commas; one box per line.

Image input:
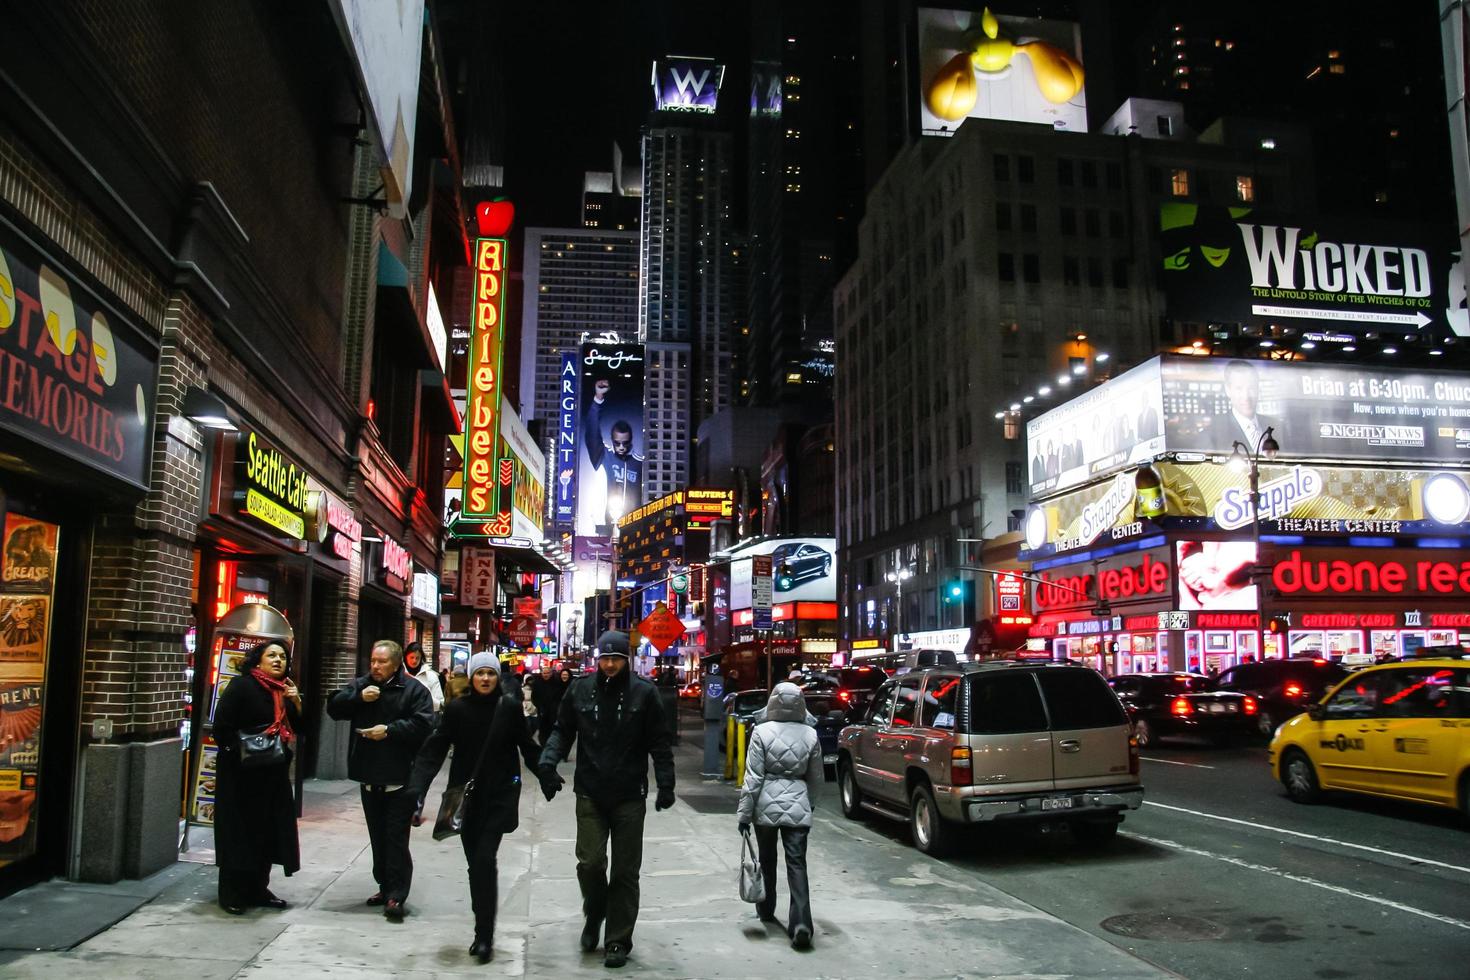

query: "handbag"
left=432, top=700, right=502, bottom=841
left=738, top=827, right=765, bottom=904
left=237, top=729, right=286, bottom=769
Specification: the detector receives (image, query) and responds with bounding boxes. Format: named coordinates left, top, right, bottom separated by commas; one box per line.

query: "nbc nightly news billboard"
left=652, top=56, right=724, bottom=114
left=1028, top=355, right=1470, bottom=499
left=916, top=7, right=1087, bottom=136
left=1159, top=204, right=1466, bottom=338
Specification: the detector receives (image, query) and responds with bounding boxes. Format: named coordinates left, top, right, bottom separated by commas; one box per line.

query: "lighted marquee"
left=459, top=236, right=513, bottom=536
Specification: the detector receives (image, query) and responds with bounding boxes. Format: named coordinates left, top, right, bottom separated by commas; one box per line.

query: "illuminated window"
left=1003, top=414, right=1020, bottom=440
left=1235, top=176, right=1255, bottom=202
left=1170, top=168, right=1190, bottom=196
left=1329, top=63, right=1345, bottom=74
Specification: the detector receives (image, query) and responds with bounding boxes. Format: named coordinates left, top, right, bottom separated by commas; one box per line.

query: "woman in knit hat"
left=409, top=652, right=540, bottom=963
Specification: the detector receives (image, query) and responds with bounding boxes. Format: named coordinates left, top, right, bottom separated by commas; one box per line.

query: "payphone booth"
left=185, top=603, right=295, bottom=837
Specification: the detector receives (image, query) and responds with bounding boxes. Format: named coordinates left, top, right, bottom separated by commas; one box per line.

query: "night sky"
left=499, top=1, right=751, bottom=230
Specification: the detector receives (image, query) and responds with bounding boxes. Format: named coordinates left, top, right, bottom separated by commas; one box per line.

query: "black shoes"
left=220, top=903, right=245, bottom=916
left=259, top=892, right=288, bottom=910
left=580, top=916, right=602, bottom=952
left=366, top=891, right=386, bottom=906
left=791, top=925, right=812, bottom=950
left=384, top=898, right=406, bottom=921
left=604, top=942, right=629, bottom=968
left=469, top=939, right=494, bottom=963
left=757, top=910, right=779, bottom=924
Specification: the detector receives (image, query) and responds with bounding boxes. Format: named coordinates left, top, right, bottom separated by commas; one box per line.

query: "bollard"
left=723, top=714, right=736, bottom=779
left=735, top=719, right=748, bottom=780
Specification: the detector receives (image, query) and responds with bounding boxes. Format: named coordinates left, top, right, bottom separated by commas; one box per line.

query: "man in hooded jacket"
left=736, top=682, right=823, bottom=949
left=538, top=630, right=675, bottom=969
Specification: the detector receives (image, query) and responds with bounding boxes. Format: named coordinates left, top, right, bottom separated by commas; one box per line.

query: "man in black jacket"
left=538, top=631, right=675, bottom=969
left=327, top=639, right=435, bottom=921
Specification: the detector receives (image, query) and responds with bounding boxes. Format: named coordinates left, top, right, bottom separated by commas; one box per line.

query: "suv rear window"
left=836, top=668, right=885, bottom=690
left=967, top=672, right=1048, bottom=734
left=1036, top=669, right=1128, bottom=729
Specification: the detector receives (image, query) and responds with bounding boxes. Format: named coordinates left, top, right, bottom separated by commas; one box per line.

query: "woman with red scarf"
left=212, top=640, right=302, bottom=914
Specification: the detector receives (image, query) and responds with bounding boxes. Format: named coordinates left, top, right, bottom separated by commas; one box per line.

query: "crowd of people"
left=208, top=630, right=830, bottom=970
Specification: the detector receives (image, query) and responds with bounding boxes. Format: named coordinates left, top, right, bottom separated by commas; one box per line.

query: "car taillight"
left=1170, top=696, right=1193, bottom=716
left=1284, top=682, right=1303, bottom=698
left=1242, top=696, right=1258, bottom=715
left=951, top=746, right=972, bottom=786
left=836, top=689, right=852, bottom=703
left=1128, top=733, right=1140, bottom=775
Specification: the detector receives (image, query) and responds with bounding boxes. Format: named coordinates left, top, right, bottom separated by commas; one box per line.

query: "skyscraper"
left=639, top=57, right=740, bottom=501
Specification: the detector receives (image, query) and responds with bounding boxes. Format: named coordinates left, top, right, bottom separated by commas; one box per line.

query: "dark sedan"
left=802, top=692, right=847, bottom=779
left=1215, top=657, right=1347, bottom=736
left=1108, top=672, right=1259, bottom=747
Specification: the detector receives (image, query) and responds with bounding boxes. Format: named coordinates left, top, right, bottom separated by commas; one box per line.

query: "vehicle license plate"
left=823, top=753, right=837, bottom=764
left=1041, top=797, right=1073, bottom=811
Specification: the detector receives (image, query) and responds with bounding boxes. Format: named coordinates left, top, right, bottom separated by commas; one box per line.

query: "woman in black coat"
left=211, top=640, right=302, bottom=914
left=410, top=652, right=539, bottom=963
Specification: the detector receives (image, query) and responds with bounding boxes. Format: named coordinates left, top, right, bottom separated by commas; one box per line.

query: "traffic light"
left=943, top=580, right=969, bottom=604
left=1266, top=616, right=1289, bottom=635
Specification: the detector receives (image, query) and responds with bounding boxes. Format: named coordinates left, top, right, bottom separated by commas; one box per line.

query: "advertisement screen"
left=1159, top=204, right=1463, bottom=337
left=1176, top=540, right=1257, bottom=611
left=553, top=352, right=578, bottom=530
left=498, top=398, right=545, bottom=543
left=726, top=537, right=837, bottom=606
left=916, top=7, right=1087, bottom=137
left=577, top=343, right=645, bottom=537
left=652, top=57, right=724, bottom=114
left=1161, top=357, right=1470, bottom=464
left=1027, top=359, right=1164, bottom=497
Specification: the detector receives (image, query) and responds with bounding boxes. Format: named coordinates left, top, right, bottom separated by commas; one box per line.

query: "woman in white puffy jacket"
left=736, top=682, right=823, bottom=950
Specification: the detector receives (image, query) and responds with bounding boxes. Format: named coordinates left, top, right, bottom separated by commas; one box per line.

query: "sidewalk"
left=0, top=731, right=1169, bottom=978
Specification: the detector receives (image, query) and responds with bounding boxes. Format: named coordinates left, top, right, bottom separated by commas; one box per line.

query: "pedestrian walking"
left=326, top=639, right=435, bottom=921
left=409, top=653, right=540, bottom=963
left=405, top=641, right=444, bottom=826
left=529, top=662, right=565, bottom=747
left=736, top=682, right=822, bottom=950
left=446, top=669, right=470, bottom=702
left=210, top=640, right=302, bottom=915
left=537, top=630, right=676, bottom=969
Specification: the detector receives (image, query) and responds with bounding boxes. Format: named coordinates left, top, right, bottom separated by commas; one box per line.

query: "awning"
left=489, top=542, right=563, bottom=576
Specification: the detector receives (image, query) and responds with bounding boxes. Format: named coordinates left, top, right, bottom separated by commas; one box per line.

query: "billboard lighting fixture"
left=1382, top=346, right=1398, bottom=355
left=994, top=411, right=1005, bottom=419
left=1072, top=364, right=1087, bottom=375
left=1023, top=395, right=1035, bottom=404
left=1058, top=376, right=1071, bottom=386
left=1073, top=333, right=1088, bottom=342
left=1191, top=339, right=1204, bottom=349
left=1039, top=386, right=1052, bottom=396
left=1096, top=352, right=1110, bottom=363
left=1009, top=402, right=1021, bottom=411
left=1430, top=349, right=1444, bottom=356
left=1342, top=344, right=1356, bottom=352
left=1259, top=340, right=1274, bottom=348
left=1423, top=473, right=1470, bottom=525
left=1300, top=341, right=1316, bottom=350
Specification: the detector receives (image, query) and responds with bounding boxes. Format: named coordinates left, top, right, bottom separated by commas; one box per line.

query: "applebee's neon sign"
left=1214, top=466, right=1323, bottom=530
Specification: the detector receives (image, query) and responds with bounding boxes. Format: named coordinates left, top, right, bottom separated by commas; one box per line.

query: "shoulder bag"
left=237, top=728, right=286, bottom=768
left=432, top=700, right=501, bottom=841
left=738, top=827, right=765, bottom=903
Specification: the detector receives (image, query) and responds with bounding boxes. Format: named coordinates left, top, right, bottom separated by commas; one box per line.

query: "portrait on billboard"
left=1176, top=541, right=1258, bottom=611
left=1027, top=359, right=1165, bottom=497
left=1166, top=359, right=1280, bottom=454
left=577, top=344, right=645, bottom=537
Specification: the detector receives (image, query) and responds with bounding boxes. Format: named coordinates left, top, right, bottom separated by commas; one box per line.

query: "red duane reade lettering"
left=1271, top=550, right=1470, bottom=595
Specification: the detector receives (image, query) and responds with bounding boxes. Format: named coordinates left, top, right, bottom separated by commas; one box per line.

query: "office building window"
left=1236, top=175, right=1255, bottom=202
left=1018, top=155, right=1035, bottom=183
left=1063, top=256, right=1080, bottom=285
left=1005, top=461, right=1024, bottom=494
left=1170, top=168, right=1190, bottom=196
left=995, top=202, right=1011, bottom=231
left=1020, top=203, right=1037, bottom=233
left=1057, top=159, right=1074, bottom=186
left=997, top=252, right=1015, bottom=281
left=994, top=154, right=1010, bottom=181
left=1022, top=254, right=1040, bottom=283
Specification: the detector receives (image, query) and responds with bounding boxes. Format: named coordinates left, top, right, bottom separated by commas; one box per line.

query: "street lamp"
left=607, top=496, right=628, bottom=633
left=1229, top=426, right=1279, bottom=665
left=885, top=565, right=914, bottom=644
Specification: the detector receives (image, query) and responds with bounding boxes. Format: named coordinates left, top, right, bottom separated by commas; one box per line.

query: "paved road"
left=807, top=734, right=1470, bottom=980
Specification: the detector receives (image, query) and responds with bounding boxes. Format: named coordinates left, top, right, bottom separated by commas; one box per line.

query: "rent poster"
left=0, top=681, right=42, bottom=866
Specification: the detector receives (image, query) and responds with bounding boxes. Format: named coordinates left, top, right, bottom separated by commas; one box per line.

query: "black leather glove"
left=537, top=766, right=564, bottom=802
left=655, top=787, right=675, bottom=811
left=738, top=821, right=750, bottom=835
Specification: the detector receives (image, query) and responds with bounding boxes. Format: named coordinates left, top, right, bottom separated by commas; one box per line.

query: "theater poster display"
left=1159, top=204, right=1464, bottom=337
left=0, top=514, right=58, bottom=868
left=576, top=343, right=644, bottom=540
left=1027, top=359, right=1164, bottom=497
left=1161, top=357, right=1470, bottom=464
left=917, top=7, right=1087, bottom=136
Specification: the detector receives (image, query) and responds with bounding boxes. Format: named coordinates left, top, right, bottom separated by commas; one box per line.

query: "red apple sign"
left=477, top=198, right=515, bottom=238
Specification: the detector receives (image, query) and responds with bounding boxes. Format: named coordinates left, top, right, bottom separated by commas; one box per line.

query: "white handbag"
left=738, top=828, right=765, bottom=904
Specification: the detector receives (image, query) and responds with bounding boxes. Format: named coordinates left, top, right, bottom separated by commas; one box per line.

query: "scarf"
left=250, top=668, right=296, bottom=744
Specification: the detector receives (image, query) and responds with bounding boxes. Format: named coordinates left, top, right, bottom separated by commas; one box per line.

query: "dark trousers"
left=755, top=825, right=813, bottom=937
left=360, top=785, right=416, bottom=902
left=461, top=820, right=504, bottom=942
left=218, top=863, right=270, bottom=909
left=574, top=795, right=646, bottom=949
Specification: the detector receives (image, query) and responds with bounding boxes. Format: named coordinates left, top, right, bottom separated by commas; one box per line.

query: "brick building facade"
left=0, top=2, right=467, bottom=893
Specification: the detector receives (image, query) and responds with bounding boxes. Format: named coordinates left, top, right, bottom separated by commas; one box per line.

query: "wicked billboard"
left=1159, top=204, right=1463, bottom=337
left=0, top=217, right=157, bottom=489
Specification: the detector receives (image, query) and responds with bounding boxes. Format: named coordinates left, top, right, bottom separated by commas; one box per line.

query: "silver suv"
left=836, top=662, right=1143, bottom=855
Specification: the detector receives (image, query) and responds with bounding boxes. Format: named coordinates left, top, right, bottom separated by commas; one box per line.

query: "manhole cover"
left=1100, top=913, right=1226, bottom=942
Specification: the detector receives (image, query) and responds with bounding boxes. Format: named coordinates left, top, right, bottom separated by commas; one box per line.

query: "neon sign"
left=460, top=238, right=513, bottom=536
left=1271, top=550, right=1470, bottom=596
left=1035, top=552, right=1170, bottom=611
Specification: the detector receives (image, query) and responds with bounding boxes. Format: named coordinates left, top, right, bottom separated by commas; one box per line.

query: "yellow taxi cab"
left=1268, top=657, right=1469, bottom=817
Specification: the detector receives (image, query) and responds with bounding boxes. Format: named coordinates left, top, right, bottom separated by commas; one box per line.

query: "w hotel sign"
left=652, top=56, right=724, bottom=114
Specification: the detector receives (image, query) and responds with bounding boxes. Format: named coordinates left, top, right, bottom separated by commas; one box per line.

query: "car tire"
left=822, top=557, right=832, bottom=576
left=838, top=758, right=865, bottom=820
left=1071, top=819, right=1120, bottom=848
left=908, top=782, right=955, bottom=857
left=1256, top=710, right=1275, bottom=737
left=1133, top=718, right=1156, bottom=748
left=1282, top=749, right=1321, bottom=804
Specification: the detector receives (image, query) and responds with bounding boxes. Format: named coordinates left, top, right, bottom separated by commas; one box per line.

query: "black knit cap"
left=596, top=630, right=630, bottom=659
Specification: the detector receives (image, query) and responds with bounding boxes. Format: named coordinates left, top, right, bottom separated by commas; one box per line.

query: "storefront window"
left=1324, top=630, right=1363, bottom=662
left=1370, top=630, right=1397, bottom=660
left=1288, top=631, right=1324, bottom=657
